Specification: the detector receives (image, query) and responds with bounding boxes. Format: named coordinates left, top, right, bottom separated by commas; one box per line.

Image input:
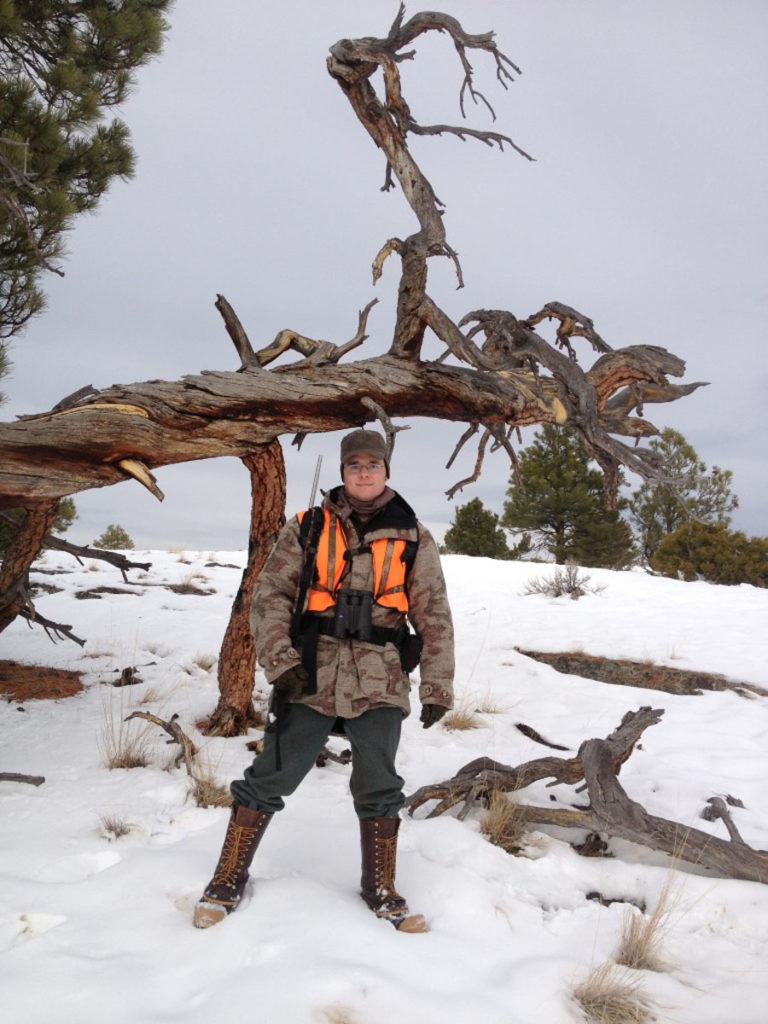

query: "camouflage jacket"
left=250, top=487, right=454, bottom=718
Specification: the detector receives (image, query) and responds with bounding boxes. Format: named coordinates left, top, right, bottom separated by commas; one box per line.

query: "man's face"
left=342, top=452, right=388, bottom=501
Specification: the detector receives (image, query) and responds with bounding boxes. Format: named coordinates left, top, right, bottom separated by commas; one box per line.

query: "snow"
left=2, top=550, right=767, bottom=1023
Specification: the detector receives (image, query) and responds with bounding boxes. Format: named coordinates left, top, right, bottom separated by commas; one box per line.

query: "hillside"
left=2, top=551, right=767, bottom=1023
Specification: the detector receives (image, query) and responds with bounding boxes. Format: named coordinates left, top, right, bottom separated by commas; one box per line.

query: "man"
left=193, top=428, right=454, bottom=932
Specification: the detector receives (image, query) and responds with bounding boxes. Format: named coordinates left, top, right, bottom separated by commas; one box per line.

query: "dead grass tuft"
left=320, top=1005, right=363, bottom=1024
left=136, top=686, right=161, bottom=705
left=99, top=698, right=151, bottom=769
left=473, top=691, right=506, bottom=714
left=190, top=758, right=232, bottom=808
left=573, top=962, right=654, bottom=1024
left=192, top=652, right=217, bottom=672
left=442, top=706, right=482, bottom=731
left=615, top=877, right=677, bottom=973
left=481, top=790, right=527, bottom=853
left=99, top=813, right=132, bottom=839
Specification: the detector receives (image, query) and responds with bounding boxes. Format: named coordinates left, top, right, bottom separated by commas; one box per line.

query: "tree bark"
left=203, top=442, right=286, bottom=736
left=0, top=501, right=58, bottom=632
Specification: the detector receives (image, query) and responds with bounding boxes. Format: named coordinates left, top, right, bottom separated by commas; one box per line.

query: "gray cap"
left=340, top=428, right=389, bottom=475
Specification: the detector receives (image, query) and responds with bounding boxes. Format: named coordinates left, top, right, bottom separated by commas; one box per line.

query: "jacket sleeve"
left=249, top=516, right=304, bottom=683
left=405, top=524, right=455, bottom=709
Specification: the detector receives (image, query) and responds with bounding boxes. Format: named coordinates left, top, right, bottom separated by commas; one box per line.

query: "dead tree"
left=407, top=707, right=768, bottom=885
left=0, top=8, right=705, bottom=728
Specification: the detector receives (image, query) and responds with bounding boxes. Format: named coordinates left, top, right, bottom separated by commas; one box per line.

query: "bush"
left=523, top=564, right=604, bottom=599
left=442, top=497, right=513, bottom=559
left=650, top=521, right=768, bottom=587
left=94, top=524, right=135, bottom=550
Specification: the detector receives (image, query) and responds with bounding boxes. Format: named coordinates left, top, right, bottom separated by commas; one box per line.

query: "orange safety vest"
left=298, top=508, right=410, bottom=614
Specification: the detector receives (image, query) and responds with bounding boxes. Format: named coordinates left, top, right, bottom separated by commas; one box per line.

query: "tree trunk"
left=202, top=442, right=286, bottom=736
left=0, top=501, right=58, bottom=632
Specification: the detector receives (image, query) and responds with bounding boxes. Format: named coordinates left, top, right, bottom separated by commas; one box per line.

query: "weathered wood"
left=0, top=344, right=700, bottom=510
left=0, top=772, right=45, bottom=786
left=124, top=710, right=197, bottom=773
left=203, top=442, right=285, bottom=737
left=405, top=707, right=768, bottom=885
left=0, top=9, right=705, bottom=659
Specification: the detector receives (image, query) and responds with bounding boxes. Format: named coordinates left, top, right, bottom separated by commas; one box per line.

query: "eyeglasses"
left=344, top=461, right=385, bottom=475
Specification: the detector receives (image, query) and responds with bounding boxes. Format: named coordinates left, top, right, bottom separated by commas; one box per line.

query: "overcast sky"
left=4, top=0, right=767, bottom=549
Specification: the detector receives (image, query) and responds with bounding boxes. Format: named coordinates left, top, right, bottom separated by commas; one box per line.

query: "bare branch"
left=524, top=301, right=612, bottom=357
left=372, top=238, right=403, bottom=284
left=446, top=427, right=491, bottom=499
left=361, top=397, right=411, bottom=462
left=124, top=710, right=198, bottom=773
left=39, top=532, right=152, bottom=578
left=702, top=796, right=746, bottom=846
left=19, top=604, right=85, bottom=646
left=408, top=120, right=534, bottom=161
left=334, top=298, right=379, bottom=360
left=445, top=423, right=479, bottom=470
left=215, top=294, right=259, bottom=369
left=50, top=385, right=99, bottom=412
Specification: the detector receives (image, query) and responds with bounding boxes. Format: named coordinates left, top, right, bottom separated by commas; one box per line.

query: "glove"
left=420, top=704, right=448, bottom=729
left=272, top=663, right=309, bottom=692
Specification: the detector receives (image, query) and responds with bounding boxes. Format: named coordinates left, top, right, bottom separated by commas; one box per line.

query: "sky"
left=2, top=551, right=768, bottom=1021
left=3, top=0, right=767, bottom=549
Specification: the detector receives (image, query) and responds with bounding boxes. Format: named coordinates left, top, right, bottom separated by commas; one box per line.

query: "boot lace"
left=216, top=822, right=259, bottom=886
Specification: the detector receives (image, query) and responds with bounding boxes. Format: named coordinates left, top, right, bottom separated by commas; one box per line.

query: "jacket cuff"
left=419, top=682, right=453, bottom=708
left=262, top=646, right=301, bottom=684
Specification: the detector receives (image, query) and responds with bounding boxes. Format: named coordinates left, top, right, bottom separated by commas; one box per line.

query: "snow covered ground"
left=2, top=550, right=767, bottom=1024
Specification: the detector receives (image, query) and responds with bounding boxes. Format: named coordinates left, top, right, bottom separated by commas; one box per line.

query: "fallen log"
left=0, top=772, right=45, bottom=786
left=406, top=706, right=768, bottom=885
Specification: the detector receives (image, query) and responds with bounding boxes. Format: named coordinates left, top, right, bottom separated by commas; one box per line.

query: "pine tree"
left=0, top=1, right=171, bottom=358
left=629, top=428, right=738, bottom=560
left=94, top=523, right=134, bottom=550
left=442, top=497, right=513, bottom=558
left=651, top=521, right=768, bottom=587
left=502, top=425, right=635, bottom=567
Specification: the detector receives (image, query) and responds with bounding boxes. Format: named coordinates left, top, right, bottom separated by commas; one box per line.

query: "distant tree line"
left=442, top=426, right=767, bottom=587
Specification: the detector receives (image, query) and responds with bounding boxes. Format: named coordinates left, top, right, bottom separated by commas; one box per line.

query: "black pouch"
left=400, top=631, right=423, bottom=673
left=333, top=589, right=373, bottom=641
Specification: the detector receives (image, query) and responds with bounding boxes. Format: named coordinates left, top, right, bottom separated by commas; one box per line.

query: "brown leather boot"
left=359, top=816, right=428, bottom=933
left=192, top=804, right=272, bottom=928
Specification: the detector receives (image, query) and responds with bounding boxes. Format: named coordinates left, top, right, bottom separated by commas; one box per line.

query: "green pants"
left=230, top=703, right=405, bottom=819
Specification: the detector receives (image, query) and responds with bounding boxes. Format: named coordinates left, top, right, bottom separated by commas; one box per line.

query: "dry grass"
left=615, top=878, right=677, bottom=973
left=320, top=1006, right=362, bottom=1024
left=190, top=757, right=232, bottom=808
left=573, top=962, right=654, bottom=1024
left=481, top=790, right=527, bottom=854
left=473, top=692, right=506, bottom=714
left=192, top=652, right=217, bottom=672
left=99, top=697, right=151, bottom=769
left=442, top=706, right=482, bottom=731
left=136, top=686, right=161, bottom=705
left=98, top=813, right=132, bottom=839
